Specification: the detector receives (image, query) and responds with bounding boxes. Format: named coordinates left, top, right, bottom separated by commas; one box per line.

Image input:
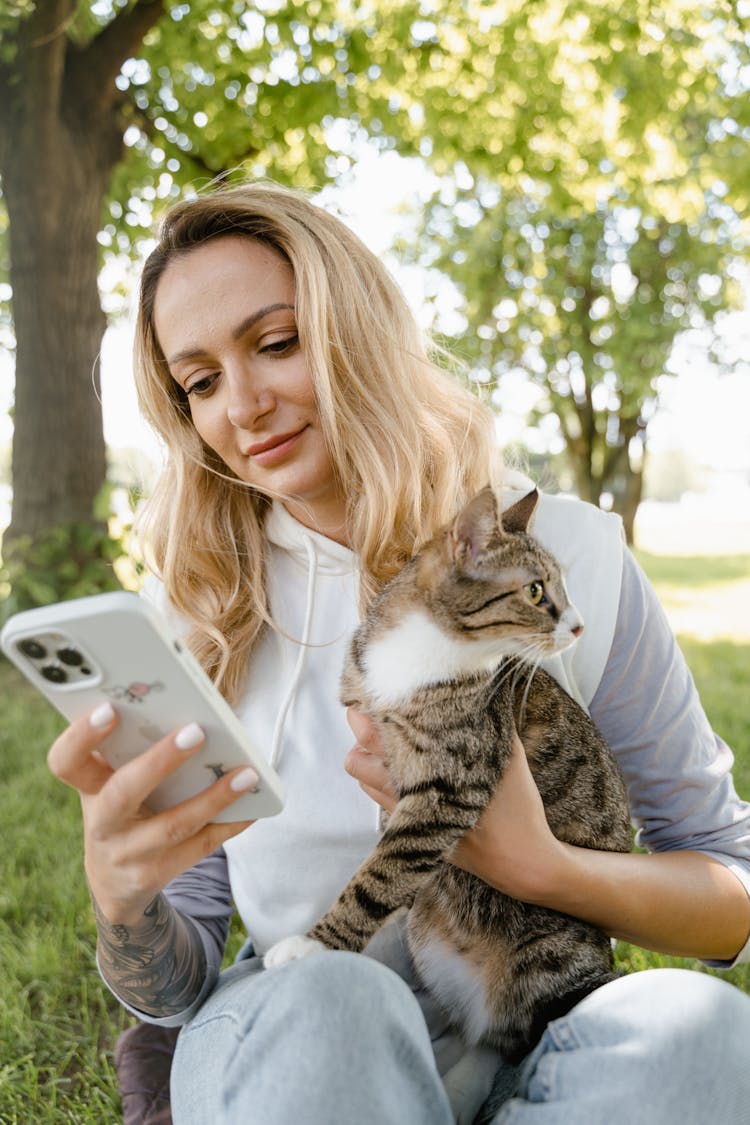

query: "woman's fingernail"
left=175, top=722, right=204, bottom=751
left=90, top=702, right=116, bottom=729
left=230, top=767, right=259, bottom=793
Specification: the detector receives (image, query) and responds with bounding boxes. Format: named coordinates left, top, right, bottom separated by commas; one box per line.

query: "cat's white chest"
left=411, top=936, right=492, bottom=1047
left=361, top=611, right=500, bottom=707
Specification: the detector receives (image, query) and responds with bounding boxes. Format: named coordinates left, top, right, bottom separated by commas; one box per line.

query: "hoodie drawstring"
left=269, top=534, right=318, bottom=770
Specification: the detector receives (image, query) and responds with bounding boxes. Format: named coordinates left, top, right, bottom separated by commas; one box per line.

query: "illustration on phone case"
left=205, top=763, right=228, bottom=780
left=106, top=680, right=165, bottom=704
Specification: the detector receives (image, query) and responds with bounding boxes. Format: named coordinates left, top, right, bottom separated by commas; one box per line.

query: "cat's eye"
left=524, top=581, right=546, bottom=606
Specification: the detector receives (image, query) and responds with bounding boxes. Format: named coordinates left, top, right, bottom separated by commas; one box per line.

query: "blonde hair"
left=134, top=181, right=500, bottom=701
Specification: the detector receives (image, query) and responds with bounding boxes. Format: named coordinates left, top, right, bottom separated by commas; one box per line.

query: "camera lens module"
left=42, top=664, right=68, bottom=684
left=57, top=647, right=84, bottom=667
left=18, top=638, right=47, bottom=660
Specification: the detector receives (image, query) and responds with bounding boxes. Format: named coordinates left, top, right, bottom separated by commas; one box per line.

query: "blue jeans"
left=170, top=953, right=750, bottom=1124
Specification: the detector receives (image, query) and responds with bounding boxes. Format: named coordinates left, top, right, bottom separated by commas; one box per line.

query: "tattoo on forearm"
left=92, top=893, right=208, bottom=1017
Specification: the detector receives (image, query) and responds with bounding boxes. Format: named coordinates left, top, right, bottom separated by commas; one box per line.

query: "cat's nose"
left=571, top=624, right=584, bottom=638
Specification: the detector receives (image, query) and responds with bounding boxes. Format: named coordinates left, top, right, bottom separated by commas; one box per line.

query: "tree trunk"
left=4, top=146, right=109, bottom=540
left=618, top=453, right=645, bottom=547
left=570, top=455, right=601, bottom=508
left=0, top=1, right=165, bottom=551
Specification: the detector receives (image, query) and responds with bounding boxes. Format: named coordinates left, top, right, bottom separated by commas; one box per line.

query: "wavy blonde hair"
left=134, top=181, right=500, bottom=701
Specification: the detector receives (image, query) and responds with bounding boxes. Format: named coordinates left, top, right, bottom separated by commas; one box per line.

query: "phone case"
left=1, top=591, right=285, bottom=823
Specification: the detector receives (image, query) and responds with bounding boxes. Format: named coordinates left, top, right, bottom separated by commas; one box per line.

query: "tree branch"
left=9, top=0, right=77, bottom=139
left=66, top=0, right=167, bottom=114
left=28, top=3, right=78, bottom=49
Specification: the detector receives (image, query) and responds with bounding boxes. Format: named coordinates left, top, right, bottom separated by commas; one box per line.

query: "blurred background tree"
left=1, top=0, right=748, bottom=604
left=392, top=0, right=750, bottom=541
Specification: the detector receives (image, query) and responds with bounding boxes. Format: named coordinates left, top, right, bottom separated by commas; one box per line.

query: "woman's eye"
left=186, top=374, right=218, bottom=397
left=524, top=581, right=546, bottom=606
left=261, top=334, right=299, bottom=355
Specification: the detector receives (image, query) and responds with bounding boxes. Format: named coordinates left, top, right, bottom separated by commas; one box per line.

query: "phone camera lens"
left=18, top=638, right=47, bottom=660
left=42, top=664, right=68, bottom=684
left=57, top=647, right=84, bottom=667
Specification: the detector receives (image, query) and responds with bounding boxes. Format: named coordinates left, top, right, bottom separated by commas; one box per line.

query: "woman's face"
left=153, top=235, right=346, bottom=540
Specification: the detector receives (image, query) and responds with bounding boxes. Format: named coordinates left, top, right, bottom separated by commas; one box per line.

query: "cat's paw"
left=263, top=934, right=327, bottom=970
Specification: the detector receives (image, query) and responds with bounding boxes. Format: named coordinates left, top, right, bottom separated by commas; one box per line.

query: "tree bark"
left=618, top=450, right=646, bottom=546
left=3, top=140, right=110, bottom=539
left=0, top=0, right=164, bottom=543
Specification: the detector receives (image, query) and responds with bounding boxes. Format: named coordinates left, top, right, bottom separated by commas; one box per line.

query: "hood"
left=264, top=501, right=355, bottom=577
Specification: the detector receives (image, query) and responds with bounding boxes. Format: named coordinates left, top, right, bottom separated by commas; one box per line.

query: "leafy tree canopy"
left=0, top=0, right=430, bottom=313
left=386, top=0, right=750, bottom=526
left=1, top=0, right=748, bottom=547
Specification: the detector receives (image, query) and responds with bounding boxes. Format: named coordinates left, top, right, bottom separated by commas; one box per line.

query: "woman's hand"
left=47, top=702, right=257, bottom=926
left=448, top=731, right=566, bottom=903
left=344, top=708, right=398, bottom=812
left=344, top=709, right=565, bottom=903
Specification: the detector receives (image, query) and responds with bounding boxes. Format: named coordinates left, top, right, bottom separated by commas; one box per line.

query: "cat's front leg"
left=304, top=783, right=487, bottom=954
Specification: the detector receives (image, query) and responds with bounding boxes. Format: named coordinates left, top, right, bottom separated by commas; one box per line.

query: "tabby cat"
left=265, top=486, right=632, bottom=1063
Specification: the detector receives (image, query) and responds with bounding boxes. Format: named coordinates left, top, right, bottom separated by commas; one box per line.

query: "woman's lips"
left=246, top=427, right=307, bottom=465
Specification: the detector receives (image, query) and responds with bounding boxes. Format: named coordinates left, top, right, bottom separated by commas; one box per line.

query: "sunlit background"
left=3, top=144, right=748, bottom=556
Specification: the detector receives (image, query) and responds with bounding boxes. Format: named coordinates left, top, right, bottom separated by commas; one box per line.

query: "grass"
left=0, top=551, right=749, bottom=1119
left=0, top=669, right=129, bottom=1122
left=634, top=552, right=750, bottom=590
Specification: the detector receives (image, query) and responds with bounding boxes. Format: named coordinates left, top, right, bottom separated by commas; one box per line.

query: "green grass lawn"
left=0, top=552, right=749, bottom=1121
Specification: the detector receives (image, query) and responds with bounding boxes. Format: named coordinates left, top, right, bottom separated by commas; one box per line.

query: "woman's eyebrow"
left=231, top=302, right=295, bottom=341
left=167, top=303, right=295, bottom=367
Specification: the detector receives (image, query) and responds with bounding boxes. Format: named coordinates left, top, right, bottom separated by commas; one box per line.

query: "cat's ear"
left=500, top=489, right=539, bottom=534
left=450, top=486, right=499, bottom=569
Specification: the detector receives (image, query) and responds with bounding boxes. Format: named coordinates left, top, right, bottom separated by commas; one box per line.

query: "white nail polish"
left=230, top=767, right=259, bottom=793
left=175, top=722, right=204, bottom=751
left=90, top=701, right=115, bottom=729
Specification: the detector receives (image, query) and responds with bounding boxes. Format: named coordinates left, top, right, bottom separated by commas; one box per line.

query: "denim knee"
left=560, top=967, right=749, bottom=1054
left=172, top=950, right=454, bottom=1125
left=178, top=948, right=428, bottom=1048
left=502, top=969, right=750, bottom=1125
left=263, top=949, right=424, bottom=1033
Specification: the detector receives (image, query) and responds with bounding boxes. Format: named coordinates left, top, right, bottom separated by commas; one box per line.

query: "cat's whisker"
left=488, top=657, right=524, bottom=705
left=518, top=655, right=545, bottom=725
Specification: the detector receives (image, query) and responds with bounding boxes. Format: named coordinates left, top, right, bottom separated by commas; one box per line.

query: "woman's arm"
left=450, top=735, right=750, bottom=963
left=350, top=723, right=750, bottom=962
left=94, top=846, right=234, bottom=1021
left=538, top=841, right=750, bottom=961
left=93, top=891, right=208, bottom=1018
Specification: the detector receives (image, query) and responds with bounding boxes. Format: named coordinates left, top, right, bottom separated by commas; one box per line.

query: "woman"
left=48, top=182, right=750, bottom=1124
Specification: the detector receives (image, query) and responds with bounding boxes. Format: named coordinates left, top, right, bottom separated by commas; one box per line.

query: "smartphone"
left=1, top=591, right=285, bottom=823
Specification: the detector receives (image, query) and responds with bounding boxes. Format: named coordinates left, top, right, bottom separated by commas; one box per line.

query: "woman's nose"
left=226, top=378, right=276, bottom=429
